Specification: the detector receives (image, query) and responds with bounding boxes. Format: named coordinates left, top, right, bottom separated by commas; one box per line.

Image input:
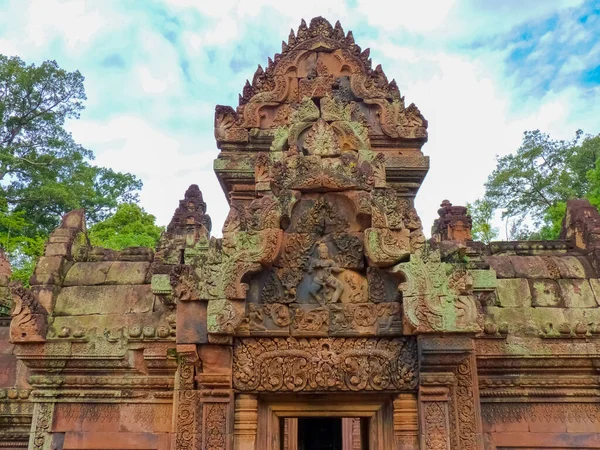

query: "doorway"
left=298, top=417, right=341, bottom=450
left=282, top=417, right=368, bottom=450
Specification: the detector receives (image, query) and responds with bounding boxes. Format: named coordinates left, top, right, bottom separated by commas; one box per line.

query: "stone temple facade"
left=2, top=16, right=600, bottom=450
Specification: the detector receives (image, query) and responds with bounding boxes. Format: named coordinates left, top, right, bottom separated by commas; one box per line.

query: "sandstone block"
left=63, top=262, right=112, bottom=286
left=105, top=262, right=150, bottom=285
left=54, top=285, right=156, bottom=316
left=589, top=279, right=600, bottom=304
left=30, top=285, right=60, bottom=313
left=31, top=256, right=71, bottom=285
left=484, top=256, right=515, bottom=278
left=550, top=256, right=587, bottom=278
left=511, top=256, right=551, bottom=279
left=559, top=279, right=597, bottom=308
left=197, top=344, right=232, bottom=374
left=496, top=279, right=531, bottom=308
left=177, top=301, right=208, bottom=344
left=471, top=269, right=497, bottom=290
left=529, top=279, right=563, bottom=307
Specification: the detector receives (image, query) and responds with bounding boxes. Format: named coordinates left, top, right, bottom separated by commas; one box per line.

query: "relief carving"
left=233, top=337, right=417, bottom=392
left=398, top=252, right=483, bottom=333
left=308, top=243, right=344, bottom=305
left=10, top=285, right=47, bottom=342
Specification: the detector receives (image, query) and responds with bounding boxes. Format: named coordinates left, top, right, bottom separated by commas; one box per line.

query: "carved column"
left=418, top=336, right=483, bottom=450
left=394, top=393, right=419, bottom=450
left=173, top=344, right=200, bottom=450
left=234, top=394, right=258, bottom=450
left=28, top=402, right=55, bottom=450
left=197, top=344, right=234, bottom=450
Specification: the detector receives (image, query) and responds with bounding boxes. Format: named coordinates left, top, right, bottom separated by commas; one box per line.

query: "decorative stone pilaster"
left=234, top=394, right=258, bottom=450
left=394, top=393, right=419, bottom=450
left=28, top=402, right=55, bottom=450
left=197, top=345, right=234, bottom=450
left=173, top=344, right=200, bottom=450
left=418, top=336, right=483, bottom=450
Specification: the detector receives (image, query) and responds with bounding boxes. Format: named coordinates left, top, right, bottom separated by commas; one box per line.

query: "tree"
left=476, top=130, right=600, bottom=240
left=0, top=55, right=141, bottom=237
left=0, top=54, right=143, bottom=282
left=466, top=198, right=498, bottom=243
left=88, top=203, right=163, bottom=250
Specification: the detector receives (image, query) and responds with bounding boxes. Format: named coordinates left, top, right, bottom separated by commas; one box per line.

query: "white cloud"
left=357, top=0, right=456, bottom=33
left=67, top=116, right=228, bottom=230
left=2, top=0, right=598, bottom=240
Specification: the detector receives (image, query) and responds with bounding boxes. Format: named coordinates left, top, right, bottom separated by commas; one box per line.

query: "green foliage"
left=466, top=198, right=498, bottom=243
left=88, top=203, right=163, bottom=250
left=473, top=130, right=600, bottom=241
left=0, top=54, right=142, bottom=237
left=0, top=54, right=144, bottom=282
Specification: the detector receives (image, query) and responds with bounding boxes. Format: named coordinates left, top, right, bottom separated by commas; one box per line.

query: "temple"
left=2, top=16, right=600, bottom=450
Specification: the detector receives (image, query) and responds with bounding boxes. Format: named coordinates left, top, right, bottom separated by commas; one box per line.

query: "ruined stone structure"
left=2, top=16, right=600, bottom=450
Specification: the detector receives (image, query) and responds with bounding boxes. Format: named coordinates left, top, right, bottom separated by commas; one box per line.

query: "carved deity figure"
left=308, top=243, right=344, bottom=305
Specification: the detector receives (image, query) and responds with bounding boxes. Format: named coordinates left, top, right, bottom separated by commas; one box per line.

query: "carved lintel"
left=233, top=337, right=418, bottom=392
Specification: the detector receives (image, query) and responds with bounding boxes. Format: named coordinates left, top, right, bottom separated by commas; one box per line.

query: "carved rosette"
left=233, top=337, right=417, bottom=392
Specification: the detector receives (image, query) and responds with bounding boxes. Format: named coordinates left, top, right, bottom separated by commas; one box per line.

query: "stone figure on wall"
left=308, top=243, right=344, bottom=305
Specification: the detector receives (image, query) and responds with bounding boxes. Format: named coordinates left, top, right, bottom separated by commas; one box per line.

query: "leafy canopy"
left=88, top=203, right=163, bottom=250
left=0, top=54, right=143, bottom=284
left=0, top=54, right=142, bottom=237
left=473, top=129, right=600, bottom=240
left=466, top=198, right=498, bottom=243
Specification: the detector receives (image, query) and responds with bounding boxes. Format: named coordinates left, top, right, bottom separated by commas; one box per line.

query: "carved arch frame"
left=254, top=394, right=405, bottom=450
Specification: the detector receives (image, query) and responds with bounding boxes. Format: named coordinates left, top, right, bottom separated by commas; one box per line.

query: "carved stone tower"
left=5, top=15, right=600, bottom=450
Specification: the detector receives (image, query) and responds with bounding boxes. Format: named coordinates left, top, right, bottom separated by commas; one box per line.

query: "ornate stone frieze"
left=232, top=337, right=417, bottom=392
left=481, top=402, right=600, bottom=424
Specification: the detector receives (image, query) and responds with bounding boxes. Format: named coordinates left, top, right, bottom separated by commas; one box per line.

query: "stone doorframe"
left=234, top=393, right=419, bottom=450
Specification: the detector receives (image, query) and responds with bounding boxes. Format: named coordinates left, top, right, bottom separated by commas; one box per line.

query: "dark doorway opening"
left=297, top=417, right=342, bottom=450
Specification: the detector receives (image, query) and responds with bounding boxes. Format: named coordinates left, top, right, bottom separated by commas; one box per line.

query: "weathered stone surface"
left=511, top=256, right=551, bottom=279
left=30, top=256, right=71, bottom=285
left=484, top=256, right=516, bottom=278
left=177, top=300, right=207, bottom=344
left=63, top=262, right=112, bottom=286
left=471, top=269, right=497, bottom=290
left=559, top=279, right=597, bottom=308
left=590, top=279, right=600, bottom=304
left=54, top=285, right=156, bottom=316
left=496, top=279, right=531, bottom=308
left=550, top=256, right=588, bottom=279
left=530, top=279, right=563, bottom=307
left=105, top=262, right=150, bottom=285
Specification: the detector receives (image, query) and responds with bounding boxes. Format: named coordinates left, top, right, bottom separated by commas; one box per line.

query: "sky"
left=0, top=0, right=599, bottom=237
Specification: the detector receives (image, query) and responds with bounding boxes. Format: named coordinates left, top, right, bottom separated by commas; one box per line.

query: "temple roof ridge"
left=238, top=16, right=401, bottom=106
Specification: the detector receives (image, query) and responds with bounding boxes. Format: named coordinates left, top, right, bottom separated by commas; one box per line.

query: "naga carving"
left=10, top=285, right=47, bottom=342
left=397, top=251, right=483, bottom=334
